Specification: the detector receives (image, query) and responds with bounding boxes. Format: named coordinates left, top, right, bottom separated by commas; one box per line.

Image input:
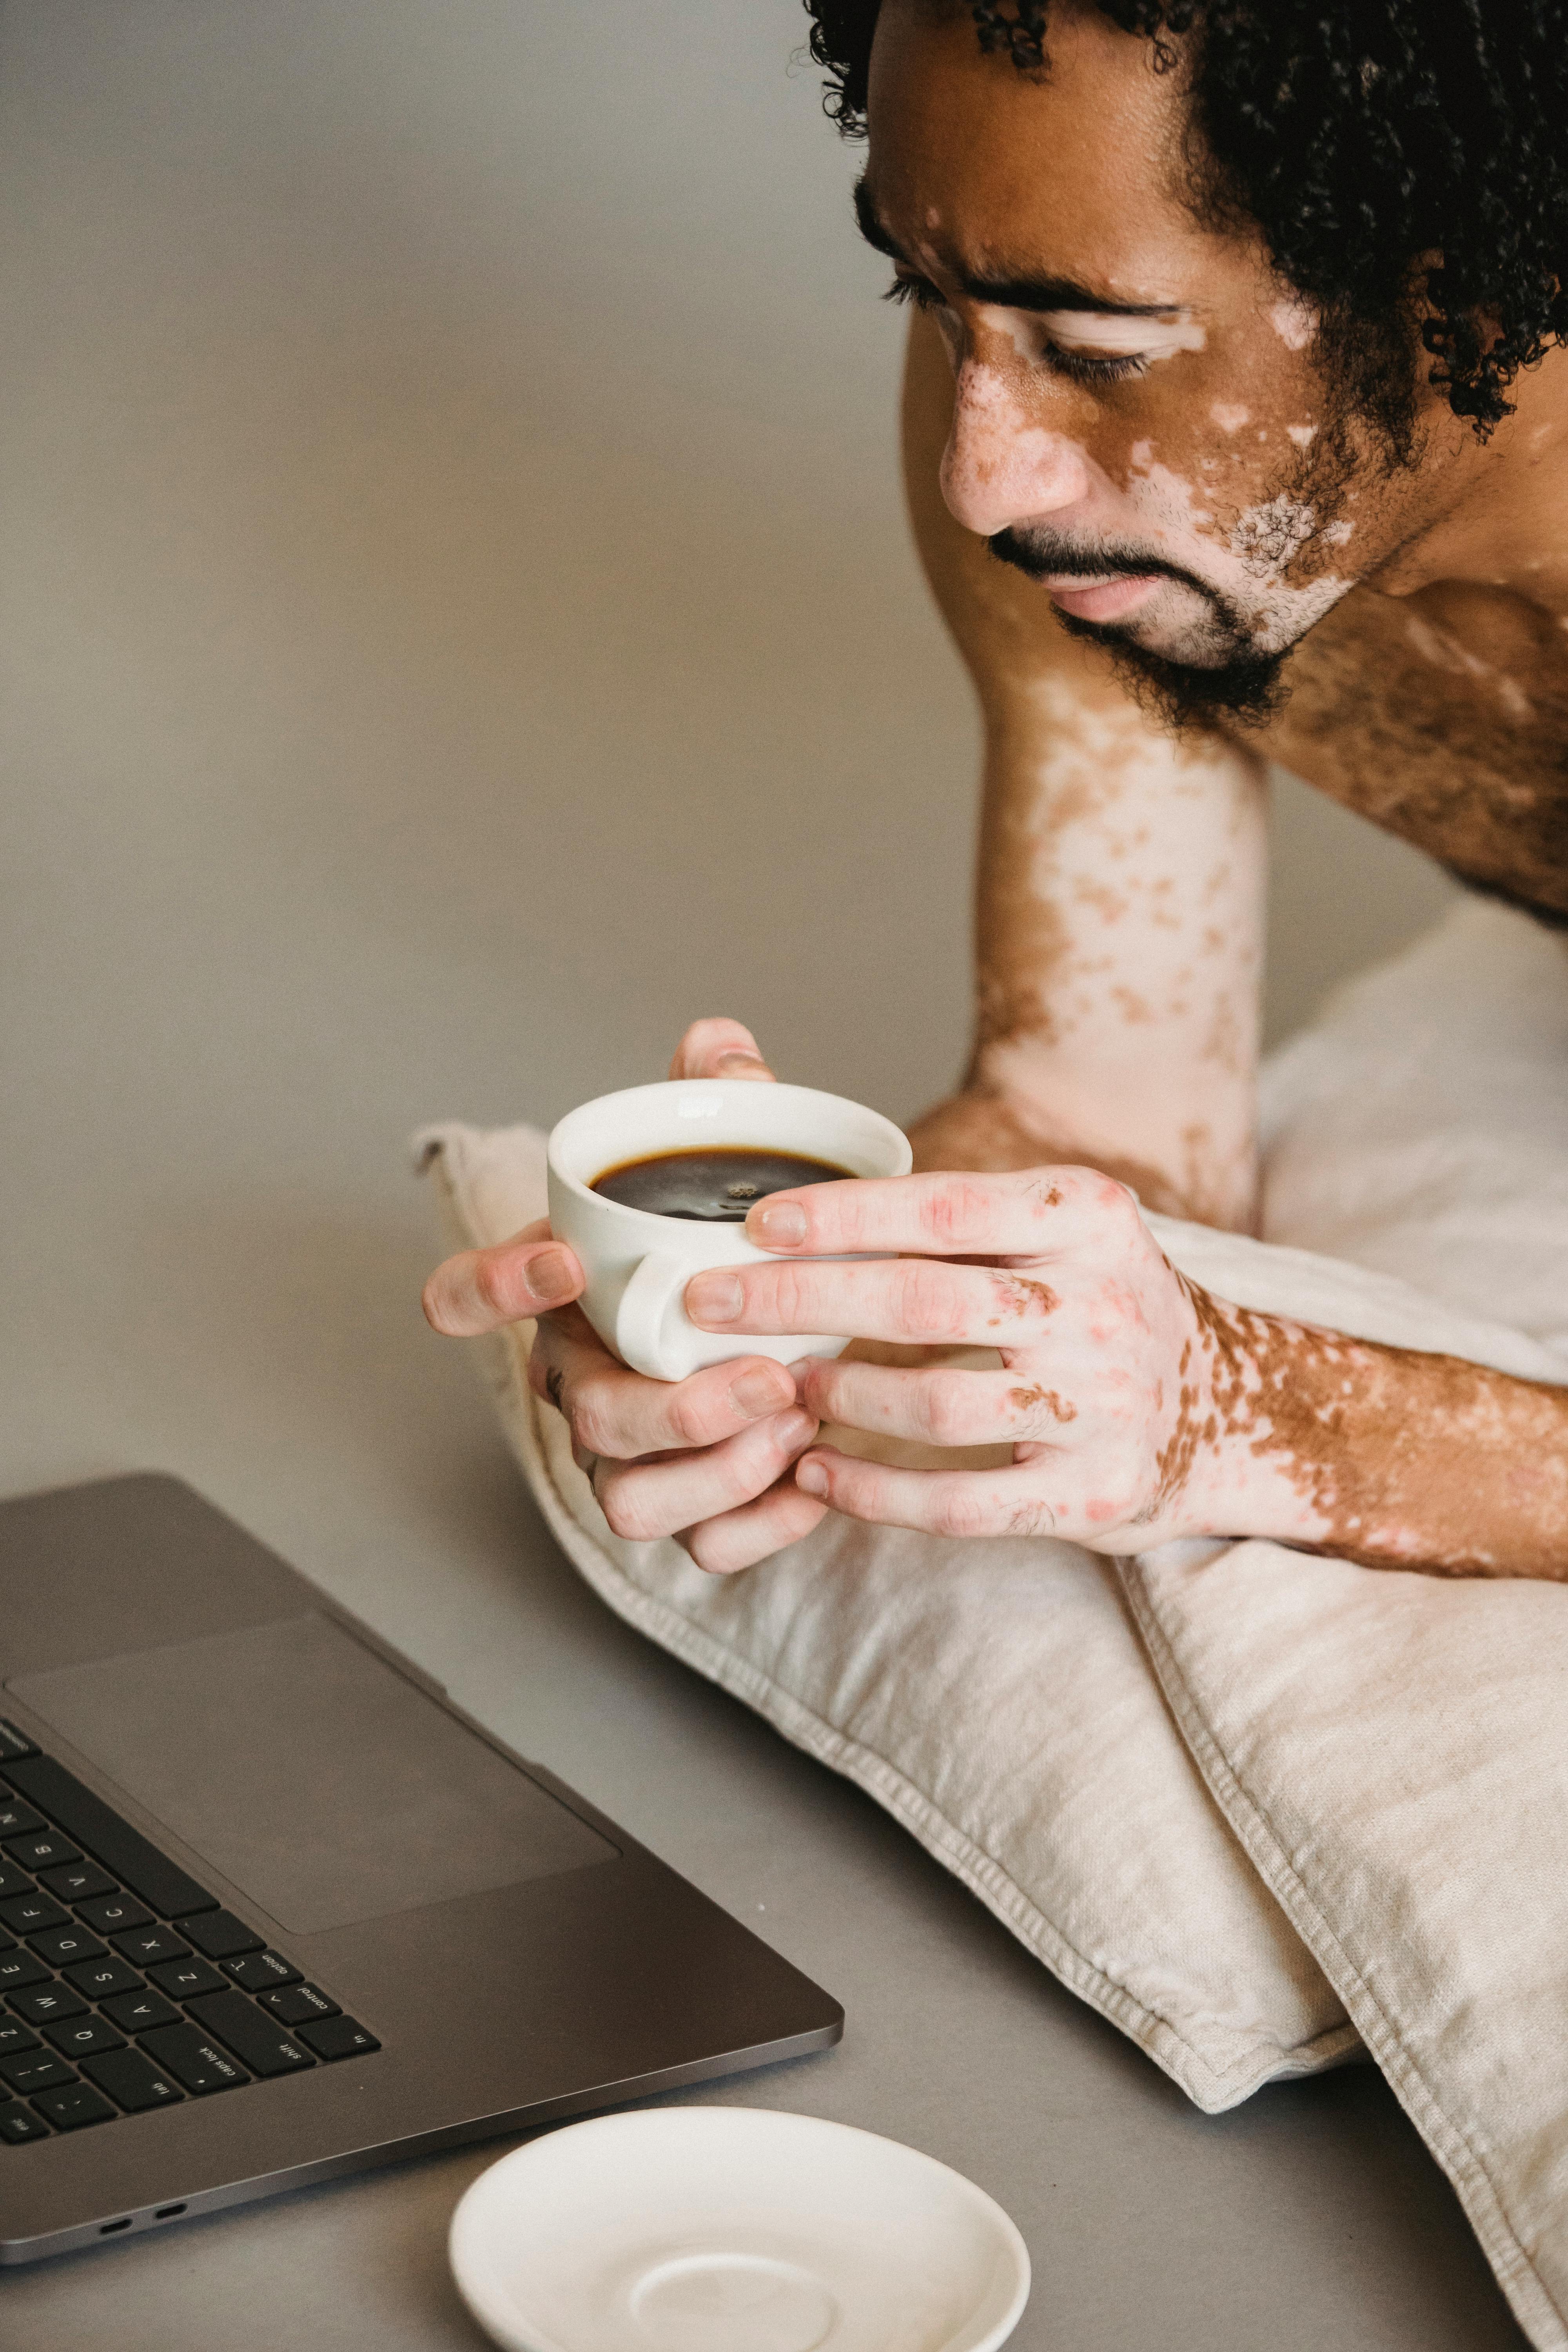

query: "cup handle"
left=614, top=1252, right=693, bottom=1381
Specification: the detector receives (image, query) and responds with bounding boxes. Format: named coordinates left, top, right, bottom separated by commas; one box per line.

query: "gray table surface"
left=0, top=0, right=1515, bottom=2343
left=0, top=1321, right=1532, bottom=2352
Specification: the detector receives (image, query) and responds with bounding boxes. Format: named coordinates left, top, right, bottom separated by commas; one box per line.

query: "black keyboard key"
left=64, top=1954, right=144, bottom=2000
left=179, top=1910, right=263, bottom=1962
left=258, top=1982, right=338, bottom=2027
left=3, top=1832, right=81, bottom=1873
left=137, top=2023, right=247, bottom=2094
left=29, top=1926, right=106, bottom=1969
left=1, top=2048, right=76, bottom=2094
left=77, top=1892, right=151, bottom=1936
left=44, top=2014, right=125, bottom=2059
left=38, top=1860, right=117, bottom=1904
left=0, top=1722, right=39, bottom=1762
left=0, top=2097, right=49, bottom=2140
left=32, top=2081, right=115, bottom=2131
left=81, top=2047, right=183, bottom=2114
left=111, top=1925, right=189, bottom=1967
left=5, top=1901, right=72, bottom=1947
left=8, top=1982, right=87, bottom=2026
left=0, top=1951, right=50, bottom=1995
left=0, top=1862, right=36, bottom=1903
left=2, top=1757, right=215, bottom=1921
left=147, top=1955, right=226, bottom=2000
left=185, top=1991, right=314, bottom=2078
left=224, top=1950, right=301, bottom=1993
left=102, top=1987, right=180, bottom=2035
left=298, top=2014, right=379, bottom=2062
left=0, top=2019, right=39, bottom=2056
left=1, top=1893, right=68, bottom=1936
left=0, top=1797, right=45, bottom=1839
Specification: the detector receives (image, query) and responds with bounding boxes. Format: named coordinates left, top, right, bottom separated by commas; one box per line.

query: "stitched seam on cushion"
left=1121, top=1561, right=1568, bottom=2352
left=511, top=1341, right=1328, bottom=2117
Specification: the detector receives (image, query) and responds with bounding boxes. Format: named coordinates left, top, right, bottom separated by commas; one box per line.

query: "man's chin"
left=1054, top=608, right=1290, bottom=734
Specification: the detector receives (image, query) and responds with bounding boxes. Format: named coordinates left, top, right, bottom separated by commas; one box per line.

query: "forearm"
left=1179, top=1292, right=1568, bottom=1577
left=962, top=691, right=1268, bottom=1229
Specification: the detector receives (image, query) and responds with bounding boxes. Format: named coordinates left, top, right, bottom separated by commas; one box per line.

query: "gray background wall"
left=1, top=0, right=1453, bottom=1171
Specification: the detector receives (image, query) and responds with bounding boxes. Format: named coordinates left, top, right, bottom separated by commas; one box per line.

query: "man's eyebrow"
left=853, top=177, right=1185, bottom=319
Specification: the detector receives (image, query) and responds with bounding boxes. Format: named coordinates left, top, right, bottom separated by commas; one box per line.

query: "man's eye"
left=883, top=274, right=945, bottom=313
left=1043, top=345, right=1148, bottom=385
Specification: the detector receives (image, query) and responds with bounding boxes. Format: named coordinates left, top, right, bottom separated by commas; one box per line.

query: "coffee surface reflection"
left=592, top=1146, right=854, bottom=1222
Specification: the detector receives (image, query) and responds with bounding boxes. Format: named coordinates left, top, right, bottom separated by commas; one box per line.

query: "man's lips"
left=1042, top=573, right=1161, bottom=622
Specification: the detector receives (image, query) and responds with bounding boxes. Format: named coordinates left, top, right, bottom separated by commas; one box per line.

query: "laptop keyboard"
left=0, top=1719, right=379, bottom=2143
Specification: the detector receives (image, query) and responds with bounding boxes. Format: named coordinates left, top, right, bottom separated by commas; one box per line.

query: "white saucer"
left=448, top=2107, right=1031, bottom=2352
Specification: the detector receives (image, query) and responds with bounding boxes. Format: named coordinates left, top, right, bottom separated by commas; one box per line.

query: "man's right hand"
left=420, top=1018, right=829, bottom=1573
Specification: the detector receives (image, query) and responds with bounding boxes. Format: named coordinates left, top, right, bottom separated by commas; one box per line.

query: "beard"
left=987, top=531, right=1291, bottom=733
left=986, top=341, right=1426, bottom=737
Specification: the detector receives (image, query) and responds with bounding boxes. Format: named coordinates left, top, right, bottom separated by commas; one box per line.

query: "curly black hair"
left=804, top=0, right=1568, bottom=435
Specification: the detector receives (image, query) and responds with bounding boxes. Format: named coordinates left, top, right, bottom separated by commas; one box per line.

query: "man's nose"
left=940, top=359, right=1092, bottom=537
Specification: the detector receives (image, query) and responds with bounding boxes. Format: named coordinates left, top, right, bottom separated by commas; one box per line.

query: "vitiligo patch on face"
left=1039, top=310, right=1207, bottom=362
left=1210, top=403, right=1251, bottom=434
left=1268, top=298, right=1318, bottom=351
left=1286, top=423, right=1318, bottom=448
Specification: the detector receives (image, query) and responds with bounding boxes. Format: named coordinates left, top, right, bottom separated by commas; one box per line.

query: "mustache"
left=987, top=528, right=1215, bottom=604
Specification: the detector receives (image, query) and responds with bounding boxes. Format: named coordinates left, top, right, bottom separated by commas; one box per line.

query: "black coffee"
left=592, top=1146, right=854, bottom=1222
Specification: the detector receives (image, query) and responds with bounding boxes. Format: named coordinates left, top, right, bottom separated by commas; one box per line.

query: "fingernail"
left=526, top=1247, right=575, bottom=1305
left=795, top=1457, right=829, bottom=1497
left=751, top=1199, right=807, bottom=1248
left=730, top=1365, right=789, bottom=1418
left=777, top=1410, right=818, bottom=1451
left=687, top=1270, right=744, bottom=1324
left=716, top=1048, right=767, bottom=1072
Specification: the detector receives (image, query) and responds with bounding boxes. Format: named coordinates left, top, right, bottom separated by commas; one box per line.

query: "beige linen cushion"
left=421, top=1116, right=1357, bottom=2116
left=420, top=898, right=1568, bottom=2345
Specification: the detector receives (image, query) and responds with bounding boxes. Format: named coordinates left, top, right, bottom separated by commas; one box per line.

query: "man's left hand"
left=689, top=1166, right=1231, bottom=1551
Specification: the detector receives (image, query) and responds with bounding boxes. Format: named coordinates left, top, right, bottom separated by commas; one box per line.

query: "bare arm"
left=679, top=1171, right=1568, bottom=1582
left=1177, top=1292, right=1568, bottom=1578
left=901, top=311, right=1269, bottom=1230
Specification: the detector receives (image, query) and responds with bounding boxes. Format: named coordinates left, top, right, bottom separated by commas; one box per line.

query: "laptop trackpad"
left=7, top=1613, right=617, bottom=1933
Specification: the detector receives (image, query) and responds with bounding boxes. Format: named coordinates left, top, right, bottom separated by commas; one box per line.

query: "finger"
left=423, top=1220, right=584, bottom=1336
left=684, top=1253, right=1061, bottom=1348
left=529, top=1314, right=798, bottom=1459
left=740, top=1165, right=1137, bottom=1258
left=793, top=1447, right=1049, bottom=1539
left=798, top=1355, right=1079, bottom=1448
left=593, top=1408, right=819, bottom=1543
left=669, top=1016, right=777, bottom=1083
left=677, top=1479, right=829, bottom=1575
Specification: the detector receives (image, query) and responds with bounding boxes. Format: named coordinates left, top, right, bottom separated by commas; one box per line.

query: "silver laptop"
left=0, top=1474, right=842, bottom=2262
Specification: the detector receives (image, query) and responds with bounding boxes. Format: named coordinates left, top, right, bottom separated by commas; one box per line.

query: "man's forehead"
left=853, top=172, right=1193, bottom=318
left=863, top=0, right=1220, bottom=305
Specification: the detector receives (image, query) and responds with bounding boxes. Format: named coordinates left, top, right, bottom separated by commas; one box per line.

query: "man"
left=425, top=0, right=1568, bottom=1581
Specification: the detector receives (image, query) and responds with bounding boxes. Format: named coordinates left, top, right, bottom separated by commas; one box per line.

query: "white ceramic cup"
left=546, top=1079, right=913, bottom=1383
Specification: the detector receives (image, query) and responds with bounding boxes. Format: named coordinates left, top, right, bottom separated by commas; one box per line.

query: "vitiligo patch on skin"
left=1039, top=310, right=1207, bottom=361
left=1210, top=403, right=1251, bottom=433
left=1402, top=616, right=1537, bottom=728
left=1230, top=493, right=1315, bottom=572
left=1267, top=298, right=1318, bottom=351
left=1161, top=1282, right=1568, bottom=1578
left=1286, top=423, right=1318, bottom=447
left=952, top=671, right=1267, bottom=1231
